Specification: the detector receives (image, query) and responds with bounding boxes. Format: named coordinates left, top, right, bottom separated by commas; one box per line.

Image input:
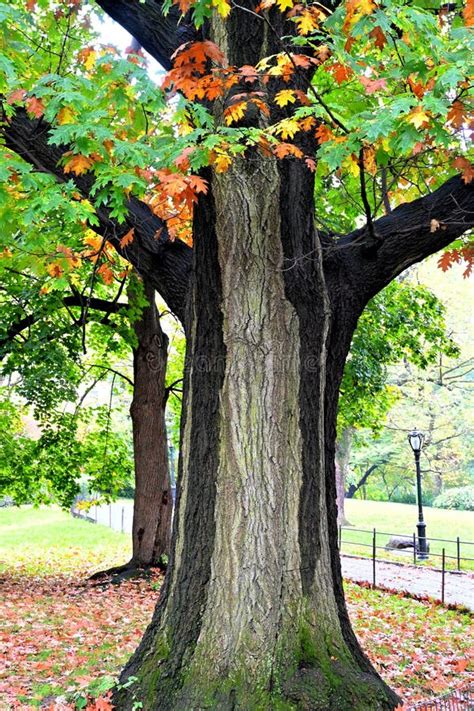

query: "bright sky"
left=93, top=13, right=165, bottom=79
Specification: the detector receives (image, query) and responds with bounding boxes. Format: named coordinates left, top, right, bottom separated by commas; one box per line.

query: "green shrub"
left=433, top=486, right=474, bottom=511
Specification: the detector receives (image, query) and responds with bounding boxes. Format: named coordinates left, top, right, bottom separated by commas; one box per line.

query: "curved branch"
left=0, top=295, right=128, bottom=351
left=95, top=0, right=197, bottom=70
left=340, top=175, right=474, bottom=304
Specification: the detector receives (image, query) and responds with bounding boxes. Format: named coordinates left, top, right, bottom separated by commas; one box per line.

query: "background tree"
left=1, top=0, right=473, bottom=709
left=346, top=258, right=473, bottom=507
left=0, top=208, right=176, bottom=570
left=336, top=277, right=459, bottom=522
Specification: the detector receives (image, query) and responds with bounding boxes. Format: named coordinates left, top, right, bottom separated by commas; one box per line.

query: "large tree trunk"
left=129, top=277, right=172, bottom=568
left=114, top=15, right=399, bottom=708
left=117, top=173, right=398, bottom=711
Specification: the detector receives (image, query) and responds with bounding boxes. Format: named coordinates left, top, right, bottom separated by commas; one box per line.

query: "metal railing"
left=406, top=685, right=474, bottom=710
left=338, top=525, right=474, bottom=604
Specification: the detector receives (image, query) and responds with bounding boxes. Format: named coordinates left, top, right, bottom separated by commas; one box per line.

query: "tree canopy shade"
left=1, top=0, right=473, bottom=709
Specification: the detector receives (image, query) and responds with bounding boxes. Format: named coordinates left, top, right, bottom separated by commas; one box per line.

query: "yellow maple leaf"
left=295, top=10, right=319, bottom=35
left=275, top=119, right=300, bottom=140
left=213, top=153, right=233, bottom=173
left=342, top=154, right=360, bottom=177
left=83, top=230, right=102, bottom=252
left=405, top=106, right=430, bottom=129
left=57, top=106, right=75, bottom=125
left=63, top=153, right=94, bottom=176
left=277, top=0, right=294, bottom=10
left=212, top=0, right=231, bottom=17
left=274, top=89, right=297, bottom=108
left=80, top=48, right=97, bottom=72
left=224, top=101, right=247, bottom=126
left=343, top=0, right=376, bottom=33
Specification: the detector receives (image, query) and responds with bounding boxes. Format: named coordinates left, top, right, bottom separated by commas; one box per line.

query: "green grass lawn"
left=0, top=505, right=131, bottom=576
left=342, top=499, right=474, bottom=570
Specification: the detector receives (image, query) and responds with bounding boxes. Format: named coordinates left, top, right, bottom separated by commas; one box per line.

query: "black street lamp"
left=408, top=428, right=429, bottom=560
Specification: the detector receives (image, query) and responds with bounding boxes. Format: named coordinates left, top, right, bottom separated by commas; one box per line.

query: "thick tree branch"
left=95, top=0, right=196, bottom=70
left=1, top=109, right=192, bottom=323
left=340, top=175, right=474, bottom=304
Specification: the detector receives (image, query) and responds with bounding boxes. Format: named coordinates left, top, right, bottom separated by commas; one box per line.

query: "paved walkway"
left=341, top=554, right=474, bottom=610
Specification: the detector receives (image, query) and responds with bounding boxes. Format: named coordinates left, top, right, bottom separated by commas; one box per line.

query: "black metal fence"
left=338, top=525, right=474, bottom=604
left=406, top=685, right=474, bottom=710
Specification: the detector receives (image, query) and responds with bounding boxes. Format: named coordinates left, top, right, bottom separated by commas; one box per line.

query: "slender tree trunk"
left=335, top=459, right=347, bottom=527
left=346, top=465, right=380, bottom=500
left=129, top=277, right=172, bottom=568
left=336, top=428, right=353, bottom=526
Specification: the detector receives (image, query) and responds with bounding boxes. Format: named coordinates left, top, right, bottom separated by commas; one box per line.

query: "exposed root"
left=89, top=558, right=167, bottom=585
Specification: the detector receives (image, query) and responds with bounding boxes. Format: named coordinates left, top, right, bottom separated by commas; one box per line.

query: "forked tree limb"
left=2, top=0, right=474, bottom=323
left=0, top=295, right=128, bottom=351
left=341, top=174, right=474, bottom=305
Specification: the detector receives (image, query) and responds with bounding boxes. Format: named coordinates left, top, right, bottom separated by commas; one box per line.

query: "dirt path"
left=341, top=554, right=474, bottom=610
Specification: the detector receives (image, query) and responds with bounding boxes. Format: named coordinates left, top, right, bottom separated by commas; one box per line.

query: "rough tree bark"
left=129, top=277, right=172, bottom=569
left=3, top=3, right=474, bottom=709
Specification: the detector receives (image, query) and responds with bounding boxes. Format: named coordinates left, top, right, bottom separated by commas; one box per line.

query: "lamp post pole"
left=408, top=429, right=428, bottom=560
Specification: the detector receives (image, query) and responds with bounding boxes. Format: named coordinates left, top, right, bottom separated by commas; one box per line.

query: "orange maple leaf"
left=119, top=228, right=135, bottom=248
left=452, top=156, right=474, bottom=183
left=224, top=100, right=248, bottom=125
left=47, top=262, right=64, bottom=279
left=273, top=142, right=304, bottom=159
left=7, top=89, right=27, bottom=104
left=464, top=0, right=474, bottom=26
left=171, top=40, right=225, bottom=67
left=369, top=26, right=387, bottom=49
left=25, top=96, right=45, bottom=118
left=63, top=153, right=95, bottom=176
left=437, top=250, right=459, bottom=272
left=327, top=62, right=353, bottom=84
left=239, top=65, right=259, bottom=83
left=188, top=175, right=208, bottom=195
left=97, top=263, right=114, bottom=285
left=451, top=658, right=469, bottom=672
left=446, top=101, right=467, bottom=129
left=315, top=123, right=335, bottom=143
